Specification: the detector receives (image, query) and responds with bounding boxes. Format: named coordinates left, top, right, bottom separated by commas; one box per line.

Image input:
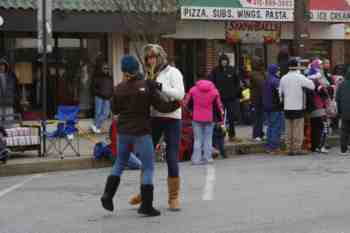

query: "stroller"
left=0, top=126, right=9, bottom=164
left=178, top=106, right=194, bottom=161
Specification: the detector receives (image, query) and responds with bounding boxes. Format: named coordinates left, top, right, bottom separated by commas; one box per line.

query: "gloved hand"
left=147, top=79, right=162, bottom=91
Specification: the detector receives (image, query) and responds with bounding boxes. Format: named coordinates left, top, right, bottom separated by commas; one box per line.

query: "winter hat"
left=143, top=44, right=168, bottom=75
left=311, top=59, right=322, bottom=71
left=268, top=64, right=279, bottom=76
left=288, top=59, right=299, bottom=70
left=121, top=55, right=139, bottom=77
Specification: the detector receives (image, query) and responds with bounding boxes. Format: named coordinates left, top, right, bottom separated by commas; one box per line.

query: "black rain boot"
left=100, top=175, right=120, bottom=212
left=138, top=185, right=161, bottom=217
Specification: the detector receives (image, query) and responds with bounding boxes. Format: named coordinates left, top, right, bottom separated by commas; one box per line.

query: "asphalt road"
left=1, top=150, right=350, bottom=233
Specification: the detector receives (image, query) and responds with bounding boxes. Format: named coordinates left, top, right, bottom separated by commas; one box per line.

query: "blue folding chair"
left=43, top=106, right=80, bottom=159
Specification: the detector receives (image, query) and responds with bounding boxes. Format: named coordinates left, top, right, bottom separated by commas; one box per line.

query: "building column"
left=266, top=43, right=279, bottom=66
left=205, top=40, right=217, bottom=76
left=332, top=40, right=345, bottom=66
left=160, top=38, right=175, bottom=64
left=110, top=33, right=124, bottom=86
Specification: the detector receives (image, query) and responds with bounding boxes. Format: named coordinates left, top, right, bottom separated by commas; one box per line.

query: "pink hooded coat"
left=184, top=80, right=224, bottom=123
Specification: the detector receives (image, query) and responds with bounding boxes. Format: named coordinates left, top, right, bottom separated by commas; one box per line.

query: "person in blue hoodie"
left=263, top=64, right=284, bottom=154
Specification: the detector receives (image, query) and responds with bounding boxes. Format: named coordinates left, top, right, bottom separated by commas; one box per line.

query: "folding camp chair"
left=43, top=105, right=80, bottom=159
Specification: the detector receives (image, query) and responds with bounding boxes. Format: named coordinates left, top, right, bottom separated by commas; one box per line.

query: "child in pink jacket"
left=184, top=80, right=224, bottom=165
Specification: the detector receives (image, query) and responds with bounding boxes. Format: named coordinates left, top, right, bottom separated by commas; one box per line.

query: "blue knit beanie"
left=121, top=55, right=139, bottom=76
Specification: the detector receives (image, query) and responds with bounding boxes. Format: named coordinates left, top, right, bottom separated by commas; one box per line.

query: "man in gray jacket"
left=336, top=66, right=350, bottom=155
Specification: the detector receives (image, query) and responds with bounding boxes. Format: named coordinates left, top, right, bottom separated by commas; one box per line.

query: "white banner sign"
left=310, top=10, right=350, bottom=22
left=181, top=7, right=294, bottom=22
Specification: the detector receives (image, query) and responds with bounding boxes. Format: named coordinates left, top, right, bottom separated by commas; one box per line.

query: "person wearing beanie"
left=90, top=62, right=113, bottom=134
left=128, top=44, right=185, bottom=211
left=280, top=59, right=315, bottom=155
left=100, top=55, right=181, bottom=217
left=209, top=54, right=241, bottom=143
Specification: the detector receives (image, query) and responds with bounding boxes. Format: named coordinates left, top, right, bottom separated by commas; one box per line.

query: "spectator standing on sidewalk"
left=184, top=79, right=224, bottom=165
left=209, top=54, right=242, bottom=142
left=307, top=61, right=329, bottom=153
left=280, top=59, right=315, bottom=155
left=0, top=57, right=18, bottom=126
left=250, top=57, right=265, bottom=141
left=263, top=64, right=283, bottom=154
left=91, top=63, right=113, bottom=134
left=336, top=66, right=350, bottom=155
left=100, top=55, right=180, bottom=216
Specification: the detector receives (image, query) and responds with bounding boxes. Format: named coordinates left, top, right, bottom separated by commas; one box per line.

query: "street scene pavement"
left=1, top=149, right=350, bottom=233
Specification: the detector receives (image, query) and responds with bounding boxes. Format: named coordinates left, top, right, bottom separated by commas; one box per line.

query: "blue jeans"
left=266, top=112, right=283, bottom=150
left=127, top=152, right=142, bottom=170
left=94, top=97, right=111, bottom=129
left=152, top=118, right=181, bottom=177
left=192, top=121, right=214, bottom=164
left=111, top=134, right=154, bottom=185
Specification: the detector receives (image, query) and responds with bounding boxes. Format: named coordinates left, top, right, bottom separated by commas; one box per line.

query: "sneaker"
left=90, top=124, right=99, bottom=134
left=254, top=137, right=262, bottom=142
left=339, top=151, right=349, bottom=156
left=207, top=158, right=214, bottom=163
left=320, top=147, right=329, bottom=154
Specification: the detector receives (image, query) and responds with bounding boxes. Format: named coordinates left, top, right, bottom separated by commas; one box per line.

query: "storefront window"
left=306, top=40, right=331, bottom=60
left=0, top=34, right=107, bottom=119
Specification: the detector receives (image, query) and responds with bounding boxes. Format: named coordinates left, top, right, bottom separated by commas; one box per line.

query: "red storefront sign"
left=310, top=0, right=350, bottom=22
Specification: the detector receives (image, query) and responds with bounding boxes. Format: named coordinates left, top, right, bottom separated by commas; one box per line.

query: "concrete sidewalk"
left=0, top=126, right=340, bottom=177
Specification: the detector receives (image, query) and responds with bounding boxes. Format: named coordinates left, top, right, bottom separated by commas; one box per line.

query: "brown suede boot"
left=129, top=171, right=143, bottom=206
left=168, top=177, right=181, bottom=211
left=128, top=193, right=142, bottom=205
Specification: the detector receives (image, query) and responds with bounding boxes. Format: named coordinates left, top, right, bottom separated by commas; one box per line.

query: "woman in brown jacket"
left=250, top=57, right=265, bottom=141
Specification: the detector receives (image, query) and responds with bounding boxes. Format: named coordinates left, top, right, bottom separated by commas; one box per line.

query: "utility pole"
left=294, top=0, right=310, bottom=58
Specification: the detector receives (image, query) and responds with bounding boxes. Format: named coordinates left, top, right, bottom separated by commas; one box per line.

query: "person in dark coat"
left=0, top=57, right=18, bottom=127
left=100, top=55, right=180, bottom=216
left=91, top=62, right=114, bottom=134
left=336, top=66, right=350, bottom=155
left=209, top=54, right=241, bottom=142
left=263, top=64, right=283, bottom=153
left=250, top=57, right=265, bottom=141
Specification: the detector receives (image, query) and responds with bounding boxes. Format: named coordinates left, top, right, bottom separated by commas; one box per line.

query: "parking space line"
left=202, top=165, right=216, bottom=201
left=0, top=174, right=43, bottom=198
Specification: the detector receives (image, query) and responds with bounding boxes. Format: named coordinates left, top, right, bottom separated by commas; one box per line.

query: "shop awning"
left=310, top=0, right=350, bottom=22
left=0, top=0, right=176, bottom=13
left=180, top=0, right=350, bottom=23
left=0, top=0, right=177, bottom=33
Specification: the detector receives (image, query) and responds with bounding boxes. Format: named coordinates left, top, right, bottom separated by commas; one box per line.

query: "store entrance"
left=175, top=40, right=206, bottom=91
left=238, top=44, right=266, bottom=82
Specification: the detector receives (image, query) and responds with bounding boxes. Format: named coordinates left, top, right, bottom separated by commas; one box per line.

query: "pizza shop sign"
left=181, top=7, right=293, bottom=22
